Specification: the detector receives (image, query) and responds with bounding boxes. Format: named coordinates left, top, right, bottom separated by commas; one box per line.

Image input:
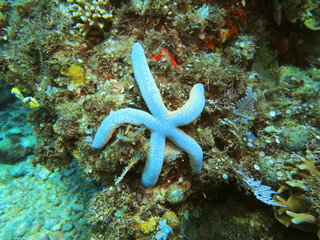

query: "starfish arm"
left=141, top=131, right=166, bottom=187
left=167, top=83, right=205, bottom=126
left=131, top=42, right=168, bottom=119
left=168, top=129, right=203, bottom=174
left=92, top=108, right=156, bottom=149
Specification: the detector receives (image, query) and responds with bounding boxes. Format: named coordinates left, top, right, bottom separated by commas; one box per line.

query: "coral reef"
left=64, top=0, right=113, bottom=40
left=282, top=0, right=320, bottom=30
left=0, top=0, right=319, bottom=239
left=0, top=0, right=9, bottom=42
left=274, top=151, right=320, bottom=238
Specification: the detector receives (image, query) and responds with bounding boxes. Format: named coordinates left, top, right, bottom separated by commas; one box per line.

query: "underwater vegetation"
left=0, top=0, right=319, bottom=239
left=282, top=0, right=320, bottom=31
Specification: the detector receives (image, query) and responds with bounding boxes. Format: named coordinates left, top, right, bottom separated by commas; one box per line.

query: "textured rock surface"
left=0, top=102, right=37, bottom=164
left=0, top=157, right=97, bottom=239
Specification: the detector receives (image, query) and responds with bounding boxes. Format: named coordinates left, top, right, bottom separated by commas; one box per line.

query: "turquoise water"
left=0, top=97, right=97, bottom=239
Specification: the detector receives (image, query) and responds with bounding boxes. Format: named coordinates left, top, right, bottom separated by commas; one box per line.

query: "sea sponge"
left=61, top=64, right=87, bottom=87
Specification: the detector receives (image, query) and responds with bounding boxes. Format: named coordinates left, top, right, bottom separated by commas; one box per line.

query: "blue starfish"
left=92, top=42, right=205, bottom=187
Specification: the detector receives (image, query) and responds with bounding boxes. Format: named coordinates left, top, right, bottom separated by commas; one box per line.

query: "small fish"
left=11, top=87, right=40, bottom=108
left=11, top=88, right=24, bottom=100
left=23, top=96, right=40, bottom=108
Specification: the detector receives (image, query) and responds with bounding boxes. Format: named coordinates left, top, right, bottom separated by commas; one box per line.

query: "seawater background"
left=0, top=88, right=98, bottom=239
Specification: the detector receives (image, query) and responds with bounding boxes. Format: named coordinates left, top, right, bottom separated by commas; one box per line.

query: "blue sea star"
left=92, top=42, right=205, bottom=187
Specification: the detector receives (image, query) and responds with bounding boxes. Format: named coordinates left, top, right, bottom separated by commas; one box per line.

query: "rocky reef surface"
left=0, top=157, right=97, bottom=239
left=0, top=0, right=319, bottom=239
